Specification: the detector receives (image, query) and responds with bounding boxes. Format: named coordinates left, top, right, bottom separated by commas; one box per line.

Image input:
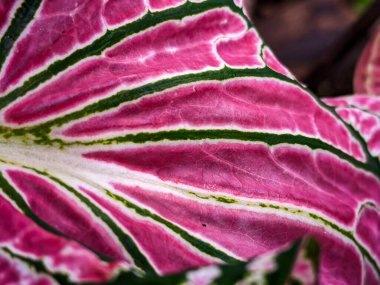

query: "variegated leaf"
left=0, top=1, right=379, bottom=284
left=325, top=95, right=380, bottom=160
left=354, top=25, right=380, bottom=95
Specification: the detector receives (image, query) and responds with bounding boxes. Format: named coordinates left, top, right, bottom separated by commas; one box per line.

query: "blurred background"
left=247, top=0, right=380, bottom=97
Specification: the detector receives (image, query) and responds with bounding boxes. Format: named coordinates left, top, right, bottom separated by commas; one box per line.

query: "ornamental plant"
left=0, top=1, right=379, bottom=284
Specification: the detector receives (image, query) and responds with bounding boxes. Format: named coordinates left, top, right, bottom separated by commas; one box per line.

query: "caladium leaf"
left=325, top=25, right=380, bottom=160
left=0, top=1, right=379, bottom=284
left=354, top=25, right=380, bottom=95
left=325, top=95, right=380, bottom=160
left=103, top=238, right=319, bottom=285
